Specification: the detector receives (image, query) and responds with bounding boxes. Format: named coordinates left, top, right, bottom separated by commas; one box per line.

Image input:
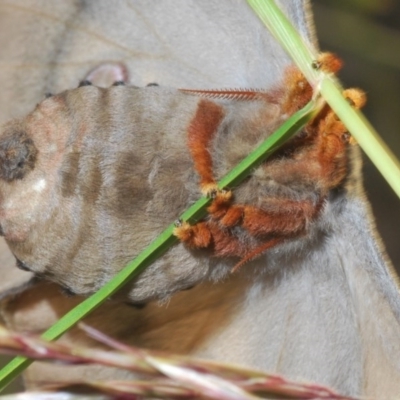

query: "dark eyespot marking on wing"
left=0, top=130, right=38, bottom=182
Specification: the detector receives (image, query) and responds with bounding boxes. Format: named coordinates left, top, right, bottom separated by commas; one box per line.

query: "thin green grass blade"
left=0, top=98, right=320, bottom=392
left=247, top=0, right=400, bottom=199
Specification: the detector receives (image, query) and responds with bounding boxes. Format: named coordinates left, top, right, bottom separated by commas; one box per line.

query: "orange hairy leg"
left=174, top=220, right=248, bottom=259
left=186, top=99, right=225, bottom=195
left=240, top=198, right=323, bottom=237
left=173, top=221, right=213, bottom=248
left=312, top=52, right=343, bottom=74
left=306, top=88, right=366, bottom=188
left=176, top=55, right=366, bottom=269
left=176, top=197, right=322, bottom=271
left=280, top=66, right=313, bottom=114
left=209, top=196, right=323, bottom=270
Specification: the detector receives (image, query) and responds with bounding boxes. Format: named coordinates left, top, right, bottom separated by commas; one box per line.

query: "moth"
left=1, top=1, right=400, bottom=397
left=0, top=54, right=362, bottom=299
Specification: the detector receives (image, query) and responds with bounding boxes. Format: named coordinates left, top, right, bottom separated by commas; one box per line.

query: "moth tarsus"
left=342, top=88, right=366, bottom=109
left=311, top=60, right=321, bottom=70
left=174, top=219, right=183, bottom=227
left=311, top=52, right=343, bottom=74
left=208, top=189, right=218, bottom=199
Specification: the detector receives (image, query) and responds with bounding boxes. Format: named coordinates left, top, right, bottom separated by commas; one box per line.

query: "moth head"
left=0, top=127, right=38, bottom=182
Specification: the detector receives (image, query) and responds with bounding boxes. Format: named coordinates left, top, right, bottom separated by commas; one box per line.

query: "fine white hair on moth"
left=2, top=199, right=13, bottom=210
left=33, top=178, right=46, bottom=193
left=46, top=143, right=58, bottom=153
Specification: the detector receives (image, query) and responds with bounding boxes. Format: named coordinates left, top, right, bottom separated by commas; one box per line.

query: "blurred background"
left=313, top=0, right=400, bottom=271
